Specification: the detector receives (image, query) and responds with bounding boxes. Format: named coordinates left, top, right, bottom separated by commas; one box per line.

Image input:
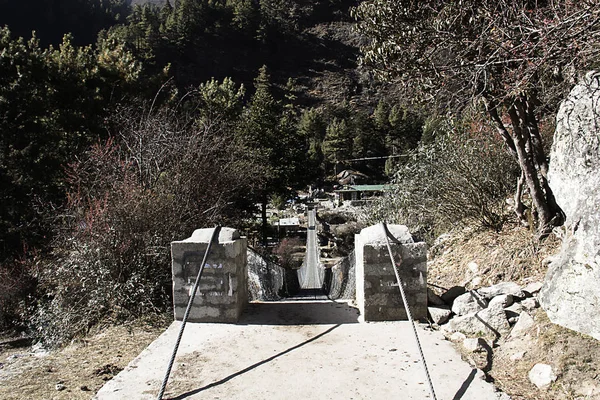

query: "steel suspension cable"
left=157, top=226, right=221, bottom=400
left=381, top=223, right=438, bottom=400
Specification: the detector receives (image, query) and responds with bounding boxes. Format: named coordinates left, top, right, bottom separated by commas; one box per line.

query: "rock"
left=528, top=363, right=557, bottom=389
left=463, top=262, right=482, bottom=288
left=478, top=303, right=511, bottom=335
left=428, top=306, right=452, bottom=325
left=510, top=312, right=535, bottom=337
left=467, top=262, right=479, bottom=274
left=452, top=292, right=488, bottom=316
left=31, top=342, right=49, bottom=358
left=510, top=351, right=526, bottom=361
left=441, top=286, right=466, bottom=304
left=521, top=298, right=539, bottom=311
left=540, top=71, right=600, bottom=341
left=190, top=227, right=240, bottom=243
left=434, top=233, right=452, bottom=246
left=463, top=337, right=488, bottom=353
left=505, top=302, right=525, bottom=315
left=446, top=303, right=510, bottom=337
left=469, top=276, right=482, bottom=288
left=448, top=331, right=467, bottom=342
left=31, top=342, right=45, bottom=353
left=542, top=255, right=558, bottom=267
left=489, top=294, right=514, bottom=309
left=478, top=282, right=525, bottom=300
left=522, top=282, right=543, bottom=296
left=55, top=383, right=66, bottom=391
left=574, top=380, right=600, bottom=397
left=427, top=287, right=446, bottom=306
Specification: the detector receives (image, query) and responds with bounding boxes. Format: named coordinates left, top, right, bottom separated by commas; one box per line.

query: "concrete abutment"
left=171, top=227, right=248, bottom=323
left=355, top=224, right=427, bottom=321
left=170, top=223, right=427, bottom=323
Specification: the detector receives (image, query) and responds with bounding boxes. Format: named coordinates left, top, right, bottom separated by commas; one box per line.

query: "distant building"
left=334, top=184, right=395, bottom=205
left=273, top=217, right=301, bottom=236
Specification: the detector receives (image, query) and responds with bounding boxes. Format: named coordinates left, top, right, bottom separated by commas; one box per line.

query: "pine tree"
left=298, top=108, right=326, bottom=182
left=196, top=77, right=245, bottom=127
left=322, top=118, right=352, bottom=168
left=240, top=65, right=281, bottom=245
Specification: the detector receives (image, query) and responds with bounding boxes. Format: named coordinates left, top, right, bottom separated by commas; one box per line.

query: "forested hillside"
left=0, top=0, right=424, bottom=344
left=2, top=0, right=599, bottom=350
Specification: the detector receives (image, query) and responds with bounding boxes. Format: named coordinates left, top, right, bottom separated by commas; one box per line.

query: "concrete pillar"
left=355, top=224, right=427, bottom=321
left=171, top=227, right=247, bottom=323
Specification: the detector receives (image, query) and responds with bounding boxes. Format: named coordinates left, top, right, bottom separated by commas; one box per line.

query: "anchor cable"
left=381, top=222, right=438, bottom=400
left=157, top=226, right=221, bottom=400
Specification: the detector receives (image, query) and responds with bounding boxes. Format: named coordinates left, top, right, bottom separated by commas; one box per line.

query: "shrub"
left=27, top=103, right=265, bottom=347
left=366, top=117, right=519, bottom=242
left=273, top=237, right=303, bottom=270
left=0, top=258, right=36, bottom=330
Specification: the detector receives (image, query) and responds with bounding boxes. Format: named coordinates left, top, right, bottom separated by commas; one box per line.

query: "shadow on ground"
left=166, top=324, right=342, bottom=400
left=239, top=296, right=359, bottom=325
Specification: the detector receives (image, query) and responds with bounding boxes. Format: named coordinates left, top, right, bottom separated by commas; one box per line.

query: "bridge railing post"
left=355, top=224, right=427, bottom=321
left=171, top=227, right=247, bottom=322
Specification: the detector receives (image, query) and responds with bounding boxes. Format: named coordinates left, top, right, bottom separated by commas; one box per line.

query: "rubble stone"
left=528, top=363, right=557, bottom=389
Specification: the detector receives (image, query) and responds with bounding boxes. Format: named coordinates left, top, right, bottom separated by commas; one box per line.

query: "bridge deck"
left=95, top=300, right=504, bottom=399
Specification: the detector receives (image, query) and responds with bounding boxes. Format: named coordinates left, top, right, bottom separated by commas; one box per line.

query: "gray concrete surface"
left=95, top=300, right=506, bottom=400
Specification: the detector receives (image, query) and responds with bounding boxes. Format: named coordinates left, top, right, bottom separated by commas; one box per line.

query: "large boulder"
left=444, top=302, right=510, bottom=337
left=452, top=292, right=487, bottom=316
left=539, top=71, right=600, bottom=341
left=478, top=282, right=524, bottom=300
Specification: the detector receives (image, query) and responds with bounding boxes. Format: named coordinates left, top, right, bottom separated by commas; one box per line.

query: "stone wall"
left=171, top=227, right=247, bottom=323
left=539, top=71, right=600, bottom=340
left=355, top=224, right=427, bottom=321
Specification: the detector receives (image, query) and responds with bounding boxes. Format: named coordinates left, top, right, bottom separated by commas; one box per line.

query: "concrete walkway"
left=95, top=300, right=506, bottom=400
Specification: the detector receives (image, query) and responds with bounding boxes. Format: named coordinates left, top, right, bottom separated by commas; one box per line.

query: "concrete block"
left=171, top=227, right=247, bottom=323
left=400, top=244, right=428, bottom=265
left=356, top=224, right=427, bottom=321
left=187, top=305, right=221, bottom=322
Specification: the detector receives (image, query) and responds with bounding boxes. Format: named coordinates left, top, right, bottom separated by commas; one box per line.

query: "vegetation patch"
left=0, top=317, right=169, bottom=400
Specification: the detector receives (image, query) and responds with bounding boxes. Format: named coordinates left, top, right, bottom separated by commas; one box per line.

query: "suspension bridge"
left=94, top=210, right=505, bottom=400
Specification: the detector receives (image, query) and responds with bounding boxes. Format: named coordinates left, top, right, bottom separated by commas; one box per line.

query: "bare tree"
left=353, top=0, right=600, bottom=236
left=29, top=87, right=269, bottom=346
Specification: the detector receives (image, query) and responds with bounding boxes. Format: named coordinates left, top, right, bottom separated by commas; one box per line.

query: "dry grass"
left=0, top=317, right=169, bottom=399
left=428, top=223, right=560, bottom=292
left=493, top=310, right=600, bottom=400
